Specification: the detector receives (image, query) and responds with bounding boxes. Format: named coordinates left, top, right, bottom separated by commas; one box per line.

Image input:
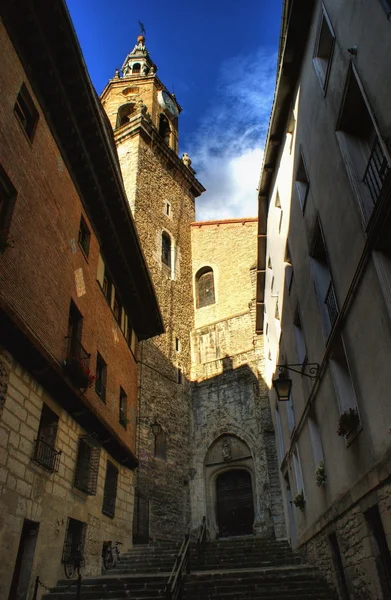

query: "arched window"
left=132, top=63, right=141, bottom=74
left=196, top=267, right=215, bottom=308
left=159, top=114, right=171, bottom=145
left=161, top=232, right=171, bottom=268
left=116, top=103, right=135, bottom=128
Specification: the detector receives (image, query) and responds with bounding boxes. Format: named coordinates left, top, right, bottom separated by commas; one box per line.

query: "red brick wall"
left=0, top=22, right=138, bottom=453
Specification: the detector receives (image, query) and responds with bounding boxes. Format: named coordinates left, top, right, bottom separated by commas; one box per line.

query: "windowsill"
left=345, top=423, right=363, bottom=447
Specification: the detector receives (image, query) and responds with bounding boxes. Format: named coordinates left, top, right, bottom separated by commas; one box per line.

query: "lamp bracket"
left=276, top=361, right=320, bottom=380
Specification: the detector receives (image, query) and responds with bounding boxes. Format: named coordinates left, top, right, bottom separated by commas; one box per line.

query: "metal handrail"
left=33, top=437, right=62, bottom=472
left=165, top=533, right=190, bottom=600
left=196, top=516, right=206, bottom=556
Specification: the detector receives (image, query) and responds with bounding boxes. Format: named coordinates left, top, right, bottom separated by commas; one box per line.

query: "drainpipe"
left=379, top=0, right=391, bottom=21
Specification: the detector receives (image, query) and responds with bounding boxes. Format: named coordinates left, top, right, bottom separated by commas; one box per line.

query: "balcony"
left=64, top=337, right=92, bottom=390
left=363, top=137, right=391, bottom=207
left=33, top=437, right=61, bottom=472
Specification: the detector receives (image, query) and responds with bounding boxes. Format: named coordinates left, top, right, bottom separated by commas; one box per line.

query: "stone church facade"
left=101, top=37, right=284, bottom=543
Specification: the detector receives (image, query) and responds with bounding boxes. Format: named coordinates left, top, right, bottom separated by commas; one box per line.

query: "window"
left=33, top=404, right=61, bottom=472
left=132, top=63, right=141, bottom=74
left=95, top=353, right=107, bottom=402
left=328, top=533, right=350, bottom=600
left=310, top=217, right=338, bottom=338
left=78, top=216, right=90, bottom=257
left=308, top=416, right=324, bottom=466
left=113, top=291, right=122, bottom=323
left=292, top=446, right=304, bottom=495
left=164, top=201, right=171, bottom=217
left=295, top=152, right=309, bottom=212
left=116, top=103, right=135, bottom=128
left=161, top=232, right=171, bottom=268
left=313, top=7, right=335, bottom=92
left=14, top=83, right=39, bottom=140
left=329, top=334, right=360, bottom=422
left=154, top=429, right=167, bottom=461
left=293, top=306, right=307, bottom=364
left=337, top=65, right=390, bottom=220
left=275, top=405, right=285, bottom=462
left=159, top=114, right=171, bottom=145
left=0, top=165, right=17, bottom=234
left=177, top=367, right=182, bottom=384
left=74, top=435, right=101, bottom=495
left=286, top=390, right=295, bottom=433
left=175, top=337, right=180, bottom=352
left=364, top=505, right=391, bottom=595
left=285, top=242, right=294, bottom=293
left=102, top=461, right=119, bottom=518
left=275, top=192, right=283, bottom=233
left=62, top=518, right=87, bottom=564
left=275, top=298, right=280, bottom=320
left=103, top=270, right=113, bottom=305
left=196, top=267, right=215, bottom=308
left=119, top=388, right=128, bottom=428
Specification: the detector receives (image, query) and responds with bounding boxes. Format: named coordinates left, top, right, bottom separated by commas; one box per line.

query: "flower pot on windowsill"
left=0, top=229, right=14, bottom=255
left=314, top=461, right=327, bottom=486
left=337, top=408, right=360, bottom=437
left=293, top=491, right=305, bottom=512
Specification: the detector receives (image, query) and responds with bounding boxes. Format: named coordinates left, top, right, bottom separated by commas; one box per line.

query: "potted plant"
left=314, top=461, right=326, bottom=486
left=0, top=228, right=14, bottom=254
left=337, top=408, right=360, bottom=436
left=65, top=356, right=95, bottom=390
left=293, top=491, right=305, bottom=511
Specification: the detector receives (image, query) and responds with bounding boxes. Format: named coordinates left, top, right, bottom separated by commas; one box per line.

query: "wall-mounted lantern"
left=273, top=362, right=320, bottom=402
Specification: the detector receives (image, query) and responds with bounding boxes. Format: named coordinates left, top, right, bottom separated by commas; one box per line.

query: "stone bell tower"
left=101, top=31, right=205, bottom=541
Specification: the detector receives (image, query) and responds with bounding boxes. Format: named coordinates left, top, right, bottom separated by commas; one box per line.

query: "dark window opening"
left=154, top=429, right=167, bottom=460
left=159, top=114, right=171, bottom=145
left=33, top=404, right=61, bottom=472
left=103, top=270, right=113, bottom=304
left=78, top=216, right=90, bottom=257
left=196, top=267, right=215, bottom=308
left=116, top=103, right=135, bottom=128
left=102, top=461, right=119, bottom=518
left=95, top=353, right=107, bottom=402
left=313, top=10, right=335, bottom=90
left=295, top=153, right=309, bottom=212
left=62, top=518, right=87, bottom=563
left=74, top=436, right=101, bottom=495
left=177, top=367, right=182, bottom=384
left=162, top=232, right=171, bottom=268
left=132, top=63, right=141, bottom=74
left=14, top=83, right=39, bottom=140
left=285, top=241, right=294, bottom=293
left=0, top=164, right=17, bottom=235
left=113, top=292, right=122, bottom=323
left=119, top=388, right=128, bottom=428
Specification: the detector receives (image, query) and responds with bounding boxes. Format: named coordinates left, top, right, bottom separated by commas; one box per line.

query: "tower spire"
left=121, top=26, right=157, bottom=77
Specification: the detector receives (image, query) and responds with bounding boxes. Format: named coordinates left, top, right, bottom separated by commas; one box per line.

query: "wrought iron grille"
left=325, top=281, right=338, bottom=333
left=33, top=438, right=61, bottom=472
left=102, top=461, right=119, bottom=518
left=62, top=517, right=87, bottom=563
left=363, top=137, right=391, bottom=206
left=74, top=435, right=101, bottom=495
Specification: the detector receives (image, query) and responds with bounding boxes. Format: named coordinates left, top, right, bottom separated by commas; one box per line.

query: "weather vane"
left=138, top=21, right=146, bottom=36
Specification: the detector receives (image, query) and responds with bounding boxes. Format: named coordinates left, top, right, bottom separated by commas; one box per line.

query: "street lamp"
left=150, top=419, right=162, bottom=436
left=273, top=362, right=320, bottom=402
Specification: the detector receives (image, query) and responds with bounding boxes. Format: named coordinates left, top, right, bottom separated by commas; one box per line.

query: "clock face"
left=159, top=90, right=179, bottom=117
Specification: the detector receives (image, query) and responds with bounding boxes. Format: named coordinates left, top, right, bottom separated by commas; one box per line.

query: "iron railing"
left=363, top=137, right=391, bottom=207
left=324, top=281, right=338, bottom=334
left=196, top=516, right=207, bottom=557
left=33, top=437, right=61, bottom=472
left=64, top=336, right=91, bottom=389
left=165, top=533, right=190, bottom=600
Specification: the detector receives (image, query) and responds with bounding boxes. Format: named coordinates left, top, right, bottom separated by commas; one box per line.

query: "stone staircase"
left=43, top=537, right=336, bottom=599
left=185, top=537, right=336, bottom=599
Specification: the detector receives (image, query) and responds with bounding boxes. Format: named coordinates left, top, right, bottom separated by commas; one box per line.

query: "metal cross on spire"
left=138, top=21, right=146, bottom=36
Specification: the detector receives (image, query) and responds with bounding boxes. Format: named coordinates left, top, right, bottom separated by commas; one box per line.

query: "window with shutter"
left=196, top=267, right=215, bottom=308
left=102, top=461, right=119, bottom=518
left=74, top=436, right=101, bottom=495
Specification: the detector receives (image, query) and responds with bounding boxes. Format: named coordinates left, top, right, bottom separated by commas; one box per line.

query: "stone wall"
left=0, top=350, right=134, bottom=600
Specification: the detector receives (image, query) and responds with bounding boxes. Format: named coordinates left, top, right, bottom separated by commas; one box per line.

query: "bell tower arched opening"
left=159, top=114, right=171, bottom=145
left=116, top=103, right=135, bottom=128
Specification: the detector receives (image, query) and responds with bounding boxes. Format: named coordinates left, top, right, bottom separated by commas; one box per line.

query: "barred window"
left=196, top=267, right=215, bottom=308
left=62, top=517, right=87, bottom=563
left=102, top=461, right=119, bottom=518
left=33, top=404, right=61, bottom=472
left=162, top=232, right=171, bottom=268
left=74, top=435, right=101, bottom=495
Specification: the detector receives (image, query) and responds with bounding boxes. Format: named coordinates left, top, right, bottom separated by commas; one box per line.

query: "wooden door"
left=216, top=470, right=254, bottom=538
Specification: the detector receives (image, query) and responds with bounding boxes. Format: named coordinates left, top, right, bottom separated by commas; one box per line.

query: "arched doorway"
left=216, top=469, right=254, bottom=537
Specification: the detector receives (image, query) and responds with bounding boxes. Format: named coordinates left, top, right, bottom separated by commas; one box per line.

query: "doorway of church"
left=216, top=469, right=254, bottom=537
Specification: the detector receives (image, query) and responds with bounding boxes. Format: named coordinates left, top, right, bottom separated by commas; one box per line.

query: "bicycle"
left=102, top=540, right=122, bottom=570
left=64, top=545, right=84, bottom=579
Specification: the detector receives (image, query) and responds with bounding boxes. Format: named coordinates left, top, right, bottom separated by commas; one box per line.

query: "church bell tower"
left=101, top=31, right=205, bottom=541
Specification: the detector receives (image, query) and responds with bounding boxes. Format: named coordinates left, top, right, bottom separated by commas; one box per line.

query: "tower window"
left=196, top=267, right=215, bottom=308
left=159, top=114, right=171, bottom=145
left=161, top=232, right=171, bottom=268
left=154, top=429, right=167, bottom=461
left=132, top=63, right=141, bottom=74
left=14, top=83, right=39, bottom=141
left=116, top=103, right=135, bottom=128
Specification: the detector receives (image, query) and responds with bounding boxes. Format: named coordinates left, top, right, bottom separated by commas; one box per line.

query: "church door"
left=216, top=469, right=254, bottom=537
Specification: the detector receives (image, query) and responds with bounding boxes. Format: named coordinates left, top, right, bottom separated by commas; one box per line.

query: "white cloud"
left=188, top=49, right=277, bottom=221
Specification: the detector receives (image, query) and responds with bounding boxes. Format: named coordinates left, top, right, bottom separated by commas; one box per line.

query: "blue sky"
left=66, top=0, right=282, bottom=220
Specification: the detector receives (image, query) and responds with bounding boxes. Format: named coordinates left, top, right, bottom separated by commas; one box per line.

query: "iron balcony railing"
left=324, top=281, right=338, bottom=334
left=363, top=137, right=391, bottom=207
left=33, top=437, right=61, bottom=472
